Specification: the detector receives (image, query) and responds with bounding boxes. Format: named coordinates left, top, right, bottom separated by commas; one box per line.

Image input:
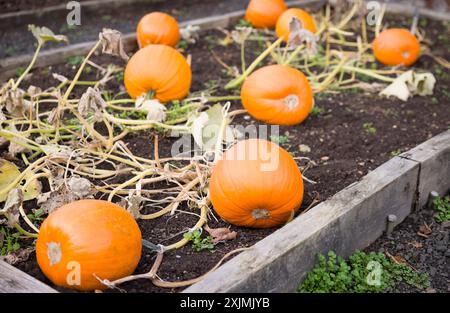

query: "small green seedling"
left=363, top=123, right=377, bottom=134
left=235, top=19, right=253, bottom=28
left=68, top=55, right=84, bottom=66
left=270, top=135, right=290, bottom=145
left=390, top=149, right=403, bottom=157
left=298, top=250, right=429, bottom=293
left=310, top=105, right=324, bottom=116
left=183, top=230, right=215, bottom=252
left=0, top=227, right=21, bottom=256
left=434, top=196, right=450, bottom=223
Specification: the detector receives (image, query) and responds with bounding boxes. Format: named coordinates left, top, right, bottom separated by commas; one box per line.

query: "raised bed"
left=0, top=1, right=449, bottom=293
left=185, top=130, right=450, bottom=292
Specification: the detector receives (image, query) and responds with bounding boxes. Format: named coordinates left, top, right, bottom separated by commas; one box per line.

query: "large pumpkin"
left=36, top=200, right=142, bottom=291
left=245, top=0, right=287, bottom=29
left=276, top=8, right=317, bottom=41
left=124, top=44, right=192, bottom=102
left=209, top=139, right=304, bottom=228
left=137, top=12, right=180, bottom=48
left=372, top=28, right=420, bottom=66
left=240, top=64, right=313, bottom=125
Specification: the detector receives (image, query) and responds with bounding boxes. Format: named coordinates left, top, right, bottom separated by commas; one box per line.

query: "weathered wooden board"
left=400, top=129, right=450, bottom=210
left=0, top=0, right=145, bottom=20
left=0, top=260, right=57, bottom=293
left=185, top=156, right=420, bottom=292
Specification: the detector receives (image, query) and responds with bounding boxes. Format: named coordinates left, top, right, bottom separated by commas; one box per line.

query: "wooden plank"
left=400, top=129, right=450, bottom=209
left=0, top=260, right=57, bottom=293
left=0, top=0, right=146, bottom=20
left=185, top=156, right=420, bottom=292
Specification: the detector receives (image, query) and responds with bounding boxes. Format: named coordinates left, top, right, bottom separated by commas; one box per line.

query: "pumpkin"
left=124, top=44, right=192, bottom=102
left=137, top=12, right=180, bottom=48
left=209, top=138, right=304, bottom=228
left=372, top=28, right=420, bottom=66
left=36, top=199, right=142, bottom=291
left=276, top=8, right=317, bottom=41
left=245, top=0, right=288, bottom=29
left=240, top=64, right=313, bottom=125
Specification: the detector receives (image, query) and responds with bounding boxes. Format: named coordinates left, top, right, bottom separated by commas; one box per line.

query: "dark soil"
left=0, top=0, right=248, bottom=58
left=4, top=13, right=450, bottom=293
left=366, top=202, right=450, bottom=293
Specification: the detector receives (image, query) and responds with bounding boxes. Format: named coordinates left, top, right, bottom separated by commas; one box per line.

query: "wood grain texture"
left=0, top=260, right=57, bottom=293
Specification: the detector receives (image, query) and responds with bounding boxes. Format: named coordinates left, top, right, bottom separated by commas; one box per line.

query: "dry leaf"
left=78, top=87, right=107, bottom=121
left=135, top=97, right=167, bottom=122
left=231, top=27, right=252, bottom=44
left=380, top=71, right=436, bottom=101
left=99, top=28, right=129, bottom=61
left=418, top=222, right=432, bottom=235
left=52, top=73, right=69, bottom=83
left=27, top=85, right=42, bottom=98
left=0, top=189, right=23, bottom=227
left=67, top=176, right=93, bottom=198
left=204, top=225, right=237, bottom=243
left=2, top=88, right=34, bottom=118
left=2, top=248, right=33, bottom=265
left=37, top=175, right=95, bottom=214
left=288, top=17, right=318, bottom=54
left=119, top=191, right=143, bottom=219
left=180, top=25, right=200, bottom=44
left=29, top=24, right=68, bottom=45
left=191, top=103, right=235, bottom=151
left=407, top=241, right=423, bottom=249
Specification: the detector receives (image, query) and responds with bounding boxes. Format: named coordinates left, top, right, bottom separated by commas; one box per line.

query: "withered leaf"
left=1, top=188, right=23, bottom=227
left=2, top=248, right=33, bottom=265
left=99, top=28, right=129, bottom=61
left=78, top=87, right=107, bottom=121
left=288, top=17, right=318, bottom=55
left=29, top=25, right=68, bottom=45
left=204, top=225, right=237, bottom=243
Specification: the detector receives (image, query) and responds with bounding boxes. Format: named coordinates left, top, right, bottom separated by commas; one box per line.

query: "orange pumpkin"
left=276, top=8, right=317, bottom=41
left=137, top=12, right=180, bottom=48
left=245, top=0, right=288, bottom=29
left=209, top=138, right=304, bottom=228
left=372, top=28, right=420, bottom=66
left=124, top=44, right=192, bottom=102
left=240, top=64, right=313, bottom=125
left=36, top=200, right=142, bottom=291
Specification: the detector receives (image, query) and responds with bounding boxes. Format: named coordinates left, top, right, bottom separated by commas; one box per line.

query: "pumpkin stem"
left=251, top=209, right=271, bottom=220
left=284, top=94, right=299, bottom=110
left=47, top=242, right=62, bottom=266
left=145, top=90, right=156, bottom=100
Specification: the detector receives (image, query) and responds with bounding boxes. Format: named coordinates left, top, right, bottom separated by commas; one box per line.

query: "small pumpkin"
left=372, top=28, right=420, bottom=67
left=137, top=12, right=180, bottom=48
left=276, top=8, right=317, bottom=41
left=240, top=64, right=313, bottom=125
left=124, top=44, right=192, bottom=102
left=245, top=0, right=288, bottom=29
left=36, top=200, right=142, bottom=291
left=209, top=138, right=304, bottom=228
